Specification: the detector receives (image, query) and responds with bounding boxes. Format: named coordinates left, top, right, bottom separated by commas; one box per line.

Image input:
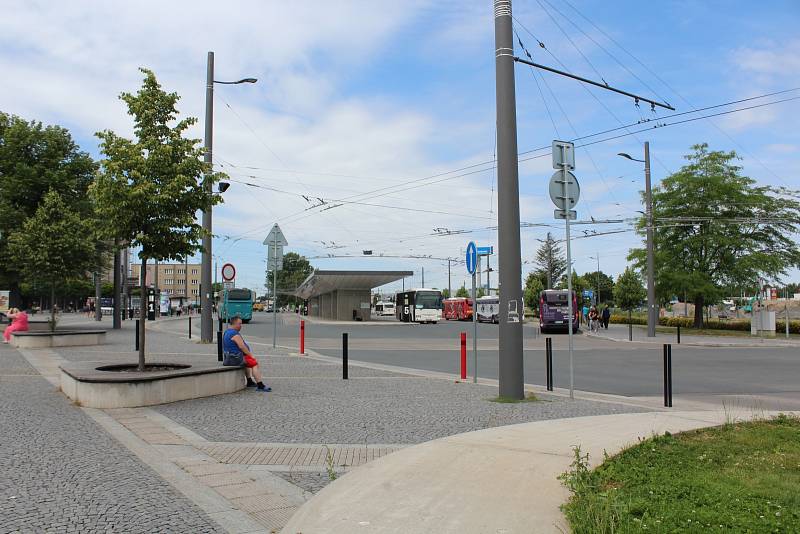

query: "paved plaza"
left=1, top=315, right=654, bottom=532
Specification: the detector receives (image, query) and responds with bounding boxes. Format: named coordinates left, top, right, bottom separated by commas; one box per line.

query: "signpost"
left=264, top=224, right=288, bottom=348
left=466, top=242, right=478, bottom=383
left=552, top=140, right=580, bottom=399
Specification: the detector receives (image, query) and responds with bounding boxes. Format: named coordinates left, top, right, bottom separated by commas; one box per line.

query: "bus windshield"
left=415, top=292, right=442, bottom=309
left=227, top=289, right=252, bottom=301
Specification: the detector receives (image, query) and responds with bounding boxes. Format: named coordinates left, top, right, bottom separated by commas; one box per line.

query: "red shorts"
left=244, top=354, right=258, bottom=368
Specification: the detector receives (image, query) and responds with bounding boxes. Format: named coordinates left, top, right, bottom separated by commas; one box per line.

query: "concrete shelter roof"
left=293, top=270, right=413, bottom=300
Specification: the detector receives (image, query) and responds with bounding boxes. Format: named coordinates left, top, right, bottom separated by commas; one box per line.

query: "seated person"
left=3, top=308, right=29, bottom=343
left=222, top=316, right=271, bottom=392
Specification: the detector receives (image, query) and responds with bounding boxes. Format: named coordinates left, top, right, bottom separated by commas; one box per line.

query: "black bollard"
left=545, top=337, right=553, bottom=391
left=663, top=344, right=673, bottom=407
left=135, top=319, right=139, bottom=351
left=217, top=322, right=223, bottom=362
left=342, top=333, right=349, bottom=380
left=188, top=316, right=192, bottom=339
left=676, top=324, right=681, bottom=344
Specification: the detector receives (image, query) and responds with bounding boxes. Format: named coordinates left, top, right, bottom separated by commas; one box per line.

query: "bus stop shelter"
left=293, top=270, right=412, bottom=321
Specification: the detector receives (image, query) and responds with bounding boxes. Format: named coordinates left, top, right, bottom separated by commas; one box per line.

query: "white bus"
left=395, top=289, right=442, bottom=323
left=374, top=301, right=396, bottom=316
left=476, top=295, right=500, bottom=323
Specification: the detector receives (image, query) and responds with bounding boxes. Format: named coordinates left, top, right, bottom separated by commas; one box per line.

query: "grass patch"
left=560, top=415, right=800, bottom=533
left=652, top=325, right=800, bottom=339
left=488, top=392, right=540, bottom=403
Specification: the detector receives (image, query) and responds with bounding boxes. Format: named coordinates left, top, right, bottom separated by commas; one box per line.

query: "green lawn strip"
left=560, top=415, right=800, bottom=533
left=649, top=324, right=800, bottom=339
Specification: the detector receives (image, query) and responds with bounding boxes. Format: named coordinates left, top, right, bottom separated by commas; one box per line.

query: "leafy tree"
left=0, top=112, right=97, bottom=306
left=476, top=287, right=486, bottom=298
left=614, top=267, right=646, bottom=320
left=629, top=144, right=800, bottom=327
left=523, top=272, right=544, bottom=311
left=7, top=190, right=96, bottom=330
left=534, top=232, right=567, bottom=289
left=441, top=288, right=451, bottom=299
left=557, top=270, right=588, bottom=299
left=268, top=252, right=313, bottom=307
left=94, top=69, right=223, bottom=370
left=455, top=284, right=469, bottom=298
left=583, top=270, right=615, bottom=304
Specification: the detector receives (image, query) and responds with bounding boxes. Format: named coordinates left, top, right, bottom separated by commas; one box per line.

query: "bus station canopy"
left=293, top=270, right=412, bottom=300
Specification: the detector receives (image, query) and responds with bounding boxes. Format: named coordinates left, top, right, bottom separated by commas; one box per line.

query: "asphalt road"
left=217, top=312, right=800, bottom=403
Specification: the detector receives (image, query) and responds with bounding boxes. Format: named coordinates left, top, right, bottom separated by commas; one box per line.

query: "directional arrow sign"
left=263, top=224, right=288, bottom=247
left=466, top=242, right=477, bottom=275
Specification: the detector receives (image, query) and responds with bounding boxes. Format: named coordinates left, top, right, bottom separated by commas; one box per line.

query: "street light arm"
left=214, top=78, right=258, bottom=85
left=617, top=152, right=645, bottom=163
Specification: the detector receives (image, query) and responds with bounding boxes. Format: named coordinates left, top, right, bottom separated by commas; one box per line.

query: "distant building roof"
left=293, top=270, right=413, bottom=300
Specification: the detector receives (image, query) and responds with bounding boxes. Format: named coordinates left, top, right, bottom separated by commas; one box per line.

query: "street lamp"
left=588, top=253, right=601, bottom=305
left=618, top=142, right=656, bottom=337
left=201, top=51, right=257, bottom=343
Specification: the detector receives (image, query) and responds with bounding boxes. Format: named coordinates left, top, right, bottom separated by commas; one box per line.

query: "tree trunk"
left=94, top=272, right=102, bottom=321
left=693, top=295, right=705, bottom=329
left=50, top=284, right=56, bottom=332
left=139, top=257, right=147, bottom=371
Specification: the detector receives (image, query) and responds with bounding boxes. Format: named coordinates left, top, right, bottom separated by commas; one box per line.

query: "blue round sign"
left=466, top=242, right=477, bottom=275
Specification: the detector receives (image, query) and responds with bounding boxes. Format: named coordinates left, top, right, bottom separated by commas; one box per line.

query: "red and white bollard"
left=300, top=320, right=305, bottom=355
left=460, top=332, right=467, bottom=380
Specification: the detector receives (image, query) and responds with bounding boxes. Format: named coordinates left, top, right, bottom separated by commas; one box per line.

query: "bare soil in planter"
left=95, top=364, right=191, bottom=373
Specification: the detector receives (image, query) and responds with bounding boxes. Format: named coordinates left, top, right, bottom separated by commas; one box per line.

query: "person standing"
left=222, top=316, right=271, bottom=392
left=602, top=305, right=611, bottom=330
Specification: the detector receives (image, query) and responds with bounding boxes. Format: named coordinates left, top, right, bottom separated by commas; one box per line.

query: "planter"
left=59, top=361, right=246, bottom=408
left=11, top=330, right=106, bottom=349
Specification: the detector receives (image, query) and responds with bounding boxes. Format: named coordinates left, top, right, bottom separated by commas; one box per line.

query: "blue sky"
left=2, top=0, right=799, bottom=295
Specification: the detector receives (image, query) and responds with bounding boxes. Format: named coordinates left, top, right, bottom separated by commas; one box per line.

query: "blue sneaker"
left=256, top=385, right=272, bottom=392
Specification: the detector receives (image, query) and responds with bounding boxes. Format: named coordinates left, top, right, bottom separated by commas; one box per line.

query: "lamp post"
left=200, top=51, right=257, bottom=343
left=588, top=253, right=600, bottom=305
left=618, top=142, right=656, bottom=337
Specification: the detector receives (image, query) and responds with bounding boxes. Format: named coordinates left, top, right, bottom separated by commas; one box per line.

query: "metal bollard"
left=300, top=320, right=305, bottom=355
left=342, top=333, right=348, bottom=380
left=217, top=324, right=223, bottom=362
left=546, top=337, right=553, bottom=391
left=460, top=332, right=467, bottom=380
left=188, top=316, right=192, bottom=339
left=663, top=344, right=673, bottom=407
left=676, top=324, right=681, bottom=344
left=135, top=319, right=139, bottom=351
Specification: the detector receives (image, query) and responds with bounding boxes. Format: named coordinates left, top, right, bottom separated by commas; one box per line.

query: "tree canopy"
left=523, top=272, right=544, bottom=310
left=269, top=252, right=313, bottom=307
left=629, top=144, right=800, bottom=327
left=533, top=232, right=567, bottom=289
left=614, top=266, right=646, bottom=312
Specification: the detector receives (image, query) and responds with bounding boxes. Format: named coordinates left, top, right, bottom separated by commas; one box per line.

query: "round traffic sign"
left=466, top=242, right=477, bottom=275
left=548, top=170, right=580, bottom=210
left=221, top=263, right=236, bottom=281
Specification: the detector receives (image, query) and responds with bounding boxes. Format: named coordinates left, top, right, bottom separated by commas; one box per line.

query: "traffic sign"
left=476, top=246, right=493, bottom=256
left=466, top=242, right=477, bottom=275
left=552, top=140, right=575, bottom=170
left=222, top=281, right=234, bottom=290
left=221, top=263, right=236, bottom=282
left=263, top=224, right=288, bottom=247
left=554, top=209, right=577, bottom=220
left=549, top=171, right=580, bottom=210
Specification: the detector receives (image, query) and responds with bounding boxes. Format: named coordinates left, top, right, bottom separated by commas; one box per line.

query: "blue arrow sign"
left=466, top=242, right=477, bottom=275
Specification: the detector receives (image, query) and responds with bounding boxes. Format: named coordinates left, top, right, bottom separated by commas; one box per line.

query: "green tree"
left=94, top=69, right=223, bottom=369
left=534, top=232, right=567, bottom=289
left=558, top=270, right=588, bottom=299
left=629, top=144, right=800, bottom=327
left=441, top=288, right=451, bottom=299
left=584, top=270, right=615, bottom=304
left=455, top=284, right=469, bottom=298
left=0, top=112, right=97, bottom=306
left=268, top=252, right=313, bottom=307
left=523, top=272, right=544, bottom=311
left=614, top=266, right=646, bottom=313
left=7, top=190, right=96, bottom=329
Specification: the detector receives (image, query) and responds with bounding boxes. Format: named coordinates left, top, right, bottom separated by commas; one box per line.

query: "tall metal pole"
left=562, top=145, right=575, bottom=399
left=472, top=263, right=478, bottom=384
left=113, top=243, right=121, bottom=328
left=94, top=272, right=101, bottom=321
left=422, top=266, right=425, bottom=288
left=644, top=141, right=656, bottom=337
left=596, top=253, right=600, bottom=305
left=200, top=51, right=214, bottom=342
left=448, top=259, right=452, bottom=298
left=494, top=0, right=524, bottom=399
left=273, top=237, right=278, bottom=348
left=486, top=255, right=490, bottom=293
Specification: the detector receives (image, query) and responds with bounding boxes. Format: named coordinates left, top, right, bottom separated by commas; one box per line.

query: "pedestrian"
left=588, top=305, right=599, bottom=332
left=221, top=315, right=271, bottom=392
left=602, top=305, right=611, bottom=329
left=3, top=308, right=29, bottom=343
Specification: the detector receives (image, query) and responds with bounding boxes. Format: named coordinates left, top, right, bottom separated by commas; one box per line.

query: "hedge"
left=609, top=314, right=800, bottom=334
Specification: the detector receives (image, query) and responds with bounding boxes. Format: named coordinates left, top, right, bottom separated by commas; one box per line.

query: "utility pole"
left=94, top=271, right=101, bottom=321
left=448, top=259, right=452, bottom=298
left=200, top=51, right=215, bottom=342
left=486, top=255, right=491, bottom=293
left=112, top=242, right=121, bottom=328
left=154, top=260, right=159, bottom=318
left=422, top=266, right=425, bottom=287
left=644, top=141, right=656, bottom=337
left=494, top=0, right=524, bottom=399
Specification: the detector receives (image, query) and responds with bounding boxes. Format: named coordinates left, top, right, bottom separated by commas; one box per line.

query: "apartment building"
left=130, top=263, right=201, bottom=302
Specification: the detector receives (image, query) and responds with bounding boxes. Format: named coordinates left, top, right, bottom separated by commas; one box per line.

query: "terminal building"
left=293, top=270, right=412, bottom=321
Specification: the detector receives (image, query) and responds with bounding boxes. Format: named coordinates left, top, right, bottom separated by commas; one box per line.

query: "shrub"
left=609, top=314, right=800, bottom=334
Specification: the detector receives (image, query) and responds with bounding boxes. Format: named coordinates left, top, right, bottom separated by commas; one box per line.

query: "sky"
left=2, top=0, right=799, bottom=296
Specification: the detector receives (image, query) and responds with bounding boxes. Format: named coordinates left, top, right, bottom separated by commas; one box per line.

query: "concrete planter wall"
left=11, top=330, right=106, bottom=349
left=59, top=362, right=245, bottom=408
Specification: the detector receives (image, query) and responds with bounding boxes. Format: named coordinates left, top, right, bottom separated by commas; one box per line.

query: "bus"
left=476, top=296, right=499, bottom=323
left=539, top=289, right=579, bottom=333
left=443, top=297, right=473, bottom=321
left=395, top=289, right=442, bottom=323
left=374, top=301, right=396, bottom=316
left=220, top=288, right=255, bottom=323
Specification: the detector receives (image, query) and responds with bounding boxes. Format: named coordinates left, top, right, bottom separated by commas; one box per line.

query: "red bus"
left=443, top=298, right=473, bottom=321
